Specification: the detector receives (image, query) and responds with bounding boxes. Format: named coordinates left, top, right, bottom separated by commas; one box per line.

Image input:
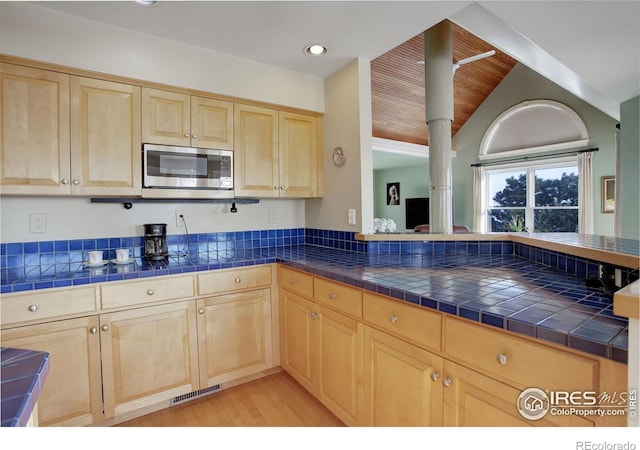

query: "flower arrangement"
left=373, top=218, right=397, bottom=233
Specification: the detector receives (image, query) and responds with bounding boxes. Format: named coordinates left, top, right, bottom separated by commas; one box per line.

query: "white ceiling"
left=33, top=1, right=639, bottom=120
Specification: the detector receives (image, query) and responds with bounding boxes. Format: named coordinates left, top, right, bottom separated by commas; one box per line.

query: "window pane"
left=534, top=209, right=578, bottom=232
left=534, top=166, right=578, bottom=207
left=488, top=171, right=526, bottom=207
left=489, top=209, right=526, bottom=232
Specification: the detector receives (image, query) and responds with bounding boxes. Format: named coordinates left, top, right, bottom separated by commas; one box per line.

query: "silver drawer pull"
left=442, top=378, right=452, bottom=388
left=289, top=279, right=296, bottom=284
left=28, top=304, right=38, bottom=312
left=496, top=353, right=508, bottom=365
left=146, top=289, right=155, bottom=296
left=198, top=308, right=205, bottom=314
left=329, top=293, right=337, bottom=300
left=101, top=325, right=109, bottom=332
left=389, top=314, right=398, bottom=323
left=89, top=327, right=98, bottom=334
left=430, top=372, right=440, bottom=382
left=235, top=277, right=241, bottom=283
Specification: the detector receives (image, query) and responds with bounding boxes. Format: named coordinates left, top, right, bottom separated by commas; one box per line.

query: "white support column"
left=424, top=21, right=454, bottom=233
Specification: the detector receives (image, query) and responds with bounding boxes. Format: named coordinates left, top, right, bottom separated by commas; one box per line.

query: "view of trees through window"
left=487, top=163, right=579, bottom=232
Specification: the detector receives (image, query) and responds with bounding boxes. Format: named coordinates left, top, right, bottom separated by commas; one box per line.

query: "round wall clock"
left=332, top=147, right=345, bottom=167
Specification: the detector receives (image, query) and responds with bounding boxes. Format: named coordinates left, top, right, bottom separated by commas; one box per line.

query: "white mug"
left=115, top=249, right=130, bottom=263
left=88, top=251, right=103, bottom=265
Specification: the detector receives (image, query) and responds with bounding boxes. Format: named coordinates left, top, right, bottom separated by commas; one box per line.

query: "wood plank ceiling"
left=371, top=21, right=518, bottom=147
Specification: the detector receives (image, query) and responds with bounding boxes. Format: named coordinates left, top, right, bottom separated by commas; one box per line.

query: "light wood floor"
left=115, top=371, right=345, bottom=427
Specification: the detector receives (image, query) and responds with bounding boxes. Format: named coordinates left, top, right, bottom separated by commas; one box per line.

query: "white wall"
left=0, top=2, right=324, bottom=112
left=306, top=58, right=373, bottom=233
left=0, top=2, right=323, bottom=243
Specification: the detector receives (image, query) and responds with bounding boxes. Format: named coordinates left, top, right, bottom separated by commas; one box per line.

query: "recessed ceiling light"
left=304, top=44, right=328, bottom=56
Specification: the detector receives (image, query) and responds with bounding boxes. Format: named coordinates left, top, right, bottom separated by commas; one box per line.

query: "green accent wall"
left=619, top=96, right=640, bottom=239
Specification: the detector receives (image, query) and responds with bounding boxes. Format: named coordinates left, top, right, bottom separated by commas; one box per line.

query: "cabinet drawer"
left=363, top=293, right=441, bottom=352
left=1, top=286, right=98, bottom=326
left=314, top=278, right=363, bottom=319
left=278, top=266, right=313, bottom=298
left=101, top=274, right=195, bottom=309
left=197, top=265, right=272, bottom=296
left=443, top=316, right=598, bottom=391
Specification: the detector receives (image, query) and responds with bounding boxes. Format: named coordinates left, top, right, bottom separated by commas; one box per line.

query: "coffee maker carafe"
left=143, top=224, right=168, bottom=261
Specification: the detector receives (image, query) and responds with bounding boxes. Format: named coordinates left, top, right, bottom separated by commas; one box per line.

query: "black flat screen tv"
left=405, top=197, right=429, bottom=229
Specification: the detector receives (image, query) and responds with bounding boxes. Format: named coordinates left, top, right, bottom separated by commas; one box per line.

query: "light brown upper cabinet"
left=142, top=88, right=233, bottom=150
left=234, top=103, right=321, bottom=198
left=70, top=77, right=141, bottom=196
left=0, top=65, right=141, bottom=196
left=1, top=64, right=71, bottom=195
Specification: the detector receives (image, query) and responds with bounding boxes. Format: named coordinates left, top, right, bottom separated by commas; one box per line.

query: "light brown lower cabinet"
left=196, top=288, right=273, bottom=388
left=99, top=301, right=200, bottom=419
left=280, top=288, right=364, bottom=426
left=1, top=316, right=103, bottom=426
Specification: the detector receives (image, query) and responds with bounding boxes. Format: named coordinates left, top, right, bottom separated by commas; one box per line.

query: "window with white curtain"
left=484, top=157, right=580, bottom=232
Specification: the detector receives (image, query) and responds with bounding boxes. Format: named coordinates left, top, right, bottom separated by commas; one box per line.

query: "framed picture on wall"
left=601, top=176, right=615, bottom=213
left=387, top=182, right=400, bottom=205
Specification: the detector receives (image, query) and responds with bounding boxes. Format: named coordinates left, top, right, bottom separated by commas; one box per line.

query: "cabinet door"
left=279, top=288, right=317, bottom=393
left=1, top=64, right=71, bottom=195
left=279, top=111, right=319, bottom=198
left=70, top=77, right=141, bottom=196
left=317, top=305, right=364, bottom=426
left=142, top=88, right=190, bottom=146
left=191, top=97, right=233, bottom=150
left=442, top=361, right=593, bottom=427
left=196, top=289, right=273, bottom=387
left=1, top=316, right=103, bottom=426
left=100, top=301, right=200, bottom=418
left=364, top=326, right=444, bottom=426
left=234, top=103, right=279, bottom=197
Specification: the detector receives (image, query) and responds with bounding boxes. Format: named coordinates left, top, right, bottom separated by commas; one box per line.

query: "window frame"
left=484, top=156, right=579, bottom=232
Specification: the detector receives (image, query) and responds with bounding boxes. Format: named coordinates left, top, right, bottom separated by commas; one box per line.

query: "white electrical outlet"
left=268, top=209, right=277, bottom=224
left=176, top=210, right=185, bottom=227
left=615, top=268, right=622, bottom=287
left=348, top=209, right=356, bottom=226
left=30, top=213, right=47, bottom=233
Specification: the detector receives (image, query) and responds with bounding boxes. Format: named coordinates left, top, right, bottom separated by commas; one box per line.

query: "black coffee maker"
left=143, top=224, right=168, bottom=261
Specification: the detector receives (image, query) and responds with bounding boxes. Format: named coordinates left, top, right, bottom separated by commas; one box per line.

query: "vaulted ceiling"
left=371, top=21, right=518, bottom=147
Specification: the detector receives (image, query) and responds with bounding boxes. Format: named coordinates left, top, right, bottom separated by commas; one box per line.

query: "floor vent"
left=170, top=384, right=222, bottom=407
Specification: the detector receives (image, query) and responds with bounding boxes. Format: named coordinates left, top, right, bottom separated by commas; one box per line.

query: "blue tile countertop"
left=1, top=347, right=50, bottom=427
left=272, top=246, right=630, bottom=363
left=0, top=245, right=631, bottom=363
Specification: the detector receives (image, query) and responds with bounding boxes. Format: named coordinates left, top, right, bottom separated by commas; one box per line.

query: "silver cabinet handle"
left=235, top=277, right=241, bottom=283
left=389, top=314, right=398, bottom=323
left=442, top=378, right=452, bottom=388
left=430, top=372, right=440, bottom=382
left=289, top=279, right=296, bottom=284
left=192, top=133, right=198, bottom=139
left=329, top=293, right=337, bottom=300
left=61, top=178, right=69, bottom=185
left=147, top=289, right=155, bottom=295
left=274, top=186, right=279, bottom=190
left=101, top=325, right=109, bottom=332
left=308, top=312, right=319, bottom=319
left=89, top=327, right=98, bottom=334
left=72, top=179, right=80, bottom=185
left=184, top=132, right=190, bottom=138
left=280, top=185, right=286, bottom=190
left=496, top=354, right=508, bottom=365
left=28, top=304, right=38, bottom=312
left=198, top=308, right=205, bottom=314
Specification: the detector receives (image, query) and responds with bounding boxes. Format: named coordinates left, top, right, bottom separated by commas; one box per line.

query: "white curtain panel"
left=577, top=152, right=594, bottom=234
left=472, top=166, right=487, bottom=233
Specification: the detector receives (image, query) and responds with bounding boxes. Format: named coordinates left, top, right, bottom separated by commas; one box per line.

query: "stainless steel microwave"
left=143, top=144, right=233, bottom=190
